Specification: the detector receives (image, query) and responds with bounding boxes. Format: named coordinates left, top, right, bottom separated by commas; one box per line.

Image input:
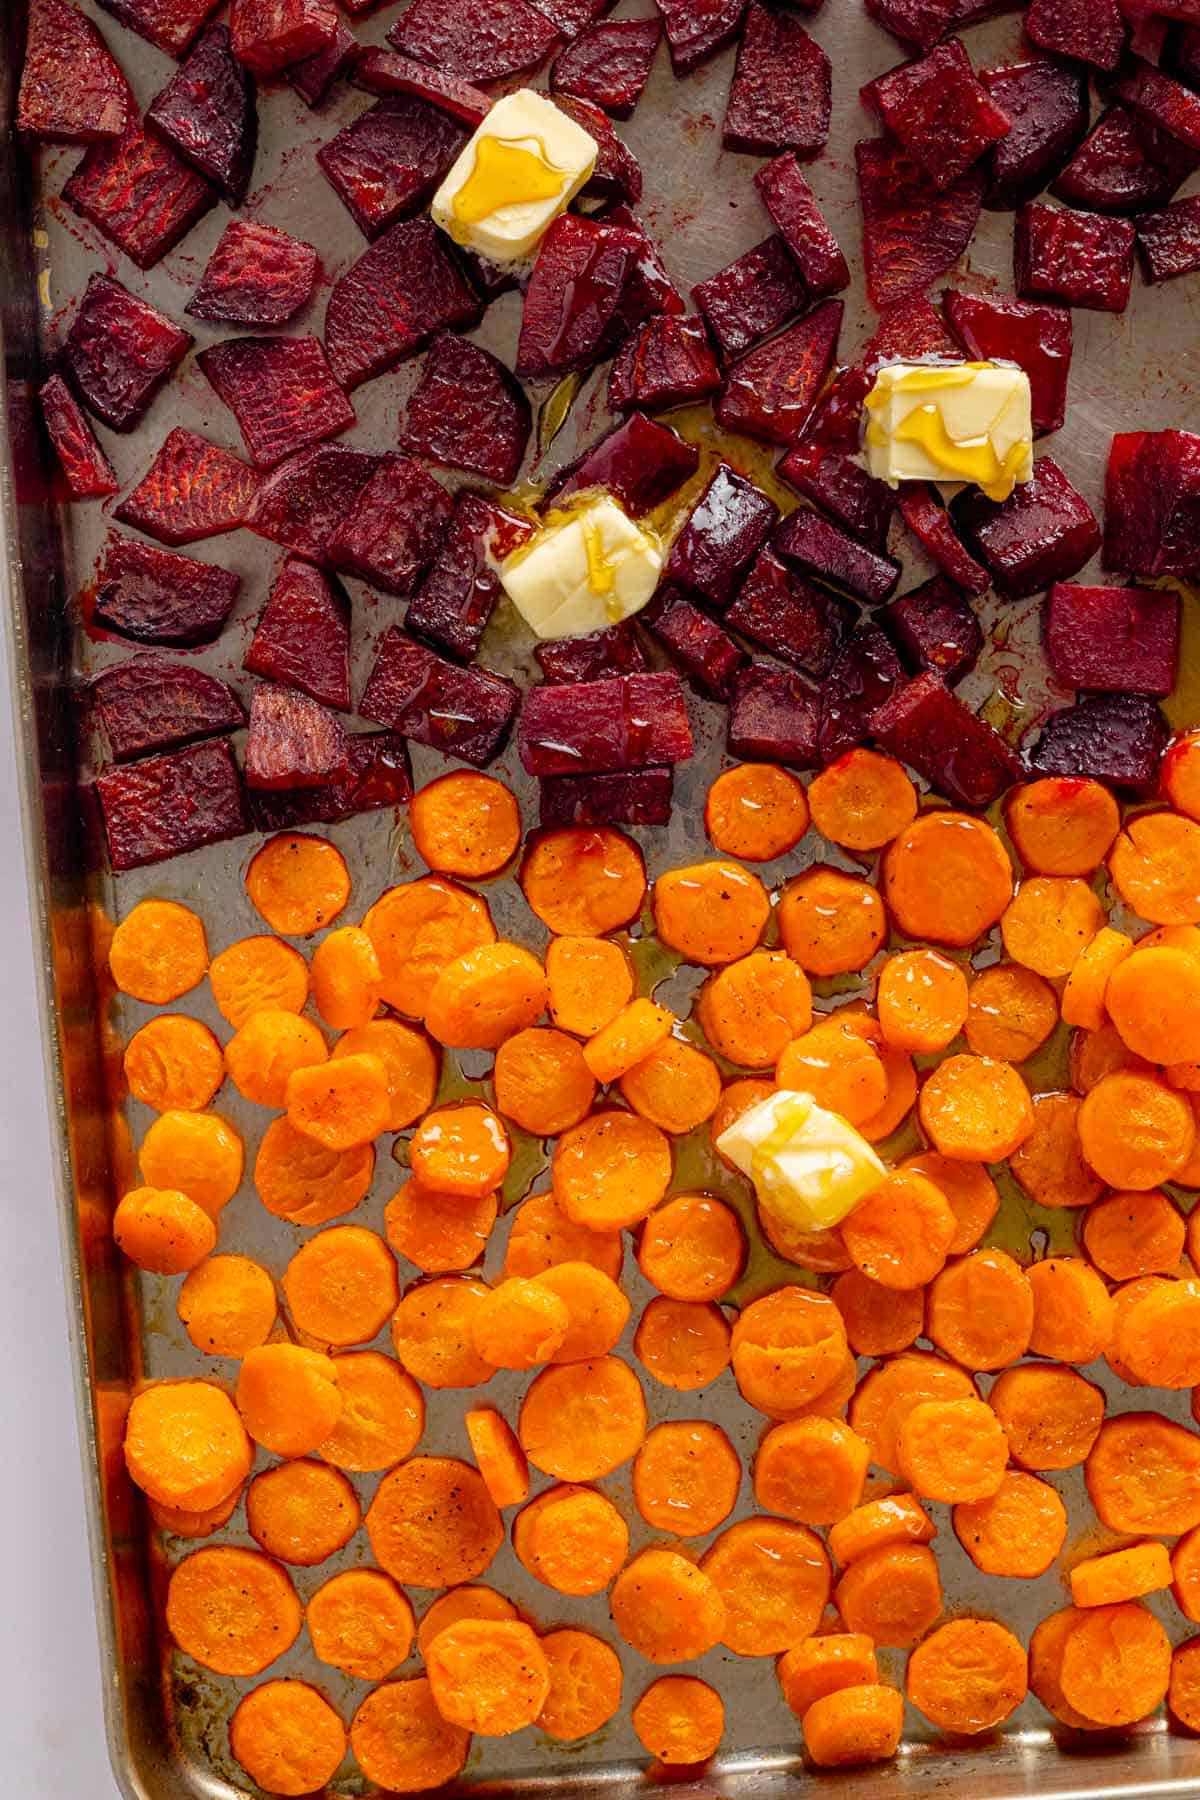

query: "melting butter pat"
left=864, top=360, right=1034, bottom=502
left=431, top=89, right=598, bottom=265
left=500, top=494, right=662, bottom=640
left=716, top=1089, right=886, bottom=1233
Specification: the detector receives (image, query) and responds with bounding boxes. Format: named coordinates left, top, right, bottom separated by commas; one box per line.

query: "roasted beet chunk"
left=353, top=50, right=491, bottom=127
left=897, top=486, right=991, bottom=597
left=536, top=621, right=647, bottom=683
left=1116, top=61, right=1200, bottom=152
left=360, top=629, right=519, bottom=766
left=693, top=237, right=808, bottom=363
left=551, top=18, right=660, bottom=117
left=400, top=336, right=530, bottom=487
left=981, top=55, right=1090, bottom=212
left=1029, top=692, right=1168, bottom=790
left=116, top=430, right=259, bottom=546
left=725, top=548, right=855, bottom=678
left=91, top=657, right=243, bottom=762
left=406, top=494, right=534, bottom=662
left=609, top=316, right=721, bottom=414
left=1015, top=201, right=1135, bottom=313
left=1044, top=582, right=1179, bottom=697
left=64, top=274, right=191, bottom=435
left=539, top=768, right=673, bottom=828
left=289, top=16, right=357, bottom=107
left=879, top=575, right=982, bottom=685
left=530, top=0, right=617, bottom=36
left=229, top=0, right=338, bottom=75
left=92, top=537, right=240, bottom=647
left=65, top=115, right=217, bottom=269
left=778, top=443, right=894, bottom=553
left=245, top=558, right=351, bottom=710
left=806, top=293, right=960, bottom=452
left=246, top=446, right=380, bottom=565
left=516, top=216, right=637, bottom=379
left=18, top=0, right=129, bottom=144
left=1025, top=0, right=1127, bottom=70
left=664, top=463, right=778, bottom=609
left=245, top=684, right=349, bottom=790
left=724, top=3, right=831, bottom=157
left=728, top=662, right=820, bottom=766
left=1104, top=430, right=1200, bottom=580
left=862, top=40, right=1012, bottom=193
left=863, top=0, right=960, bottom=51
left=655, top=0, right=747, bottom=75
left=818, top=623, right=905, bottom=762
left=327, top=453, right=453, bottom=595
left=40, top=375, right=118, bottom=500
left=317, top=98, right=467, bottom=240
left=872, top=672, right=1024, bottom=808
left=324, top=217, right=481, bottom=392
left=606, top=205, right=684, bottom=326
left=774, top=507, right=900, bottom=604
left=943, top=289, right=1072, bottom=436
left=146, top=25, right=255, bottom=204
left=187, top=222, right=318, bottom=327
left=551, top=95, right=643, bottom=206
left=754, top=159, right=849, bottom=296
left=519, top=671, right=692, bottom=777
left=249, top=731, right=414, bottom=831
left=954, top=455, right=1100, bottom=599
left=387, top=0, right=559, bottom=82
left=96, top=738, right=247, bottom=871
left=198, top=336, right=354, bottom=469
left=94, top=0, right=220, bottom=58
left=550, top=414, right=699, bottom=518
left=1138, top=196, right=1200, bottom=283
left=644, top=589, right=745, bottom=699
left=856, top=138, right=985, bottom=310
left=1053, top=107, right=1200, bottom=215
left=717, top=299, right=843, bottom=448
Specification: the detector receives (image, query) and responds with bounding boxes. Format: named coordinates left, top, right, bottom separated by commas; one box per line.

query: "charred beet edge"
left=943, top=289, right=1073, bottom=436
left=400, top=335, right=531, bottom=488
left=539, top=768, right=674, bottom=828
left=856, top=137, right=985, bottom=311
left=898, top=485, right=992, bottom=596
left=549, top=414, right=699, bottom=519
left=980, top=54, right=1090, bottom=213
left=551, top=19, right=661, bottom=118
left=317, top=97, right=468, bottom=240
left=656, top=0, right=748, bottom=76
left=879, top=575, right=983, bottom=686
left=386, top=0, right=559, bottom=84
left=605, top=205, right=684, bottom=326
left=1044, top=582, right=1180, bottom=698
left=245, top=683, right=350, bottom=790
left=327, top=454, right=454, bottom=596
left=64, top=274, right=192, bottom=435
left=805, top=294, right=960, bottom=452
left=229, top=0, right=339, bottom=76
left=644, top=588, right=746, bottom=699
left=773, top=506, right=901, bottom=604
left=1016, top=201, right=1135, bottom=313
left=249, top=732, right=414, bottom=832
left=754, top=158, right=849, bottom=296
left=861, top=39, right=1012, bottom=194
left=953, top=455, right=1101, bottom=598
left=1053, top=106, right=1200, bottom=216
left=609, top=316, right=721, bottom=414
left=146, top=24, right=256, bottom=205
left=187, top=221, right=319, bottom=328
left=65, top=115, right=217, bottom=270
left=405, top=494, right=535, bottom=663
left=360, top=628, right=520, bottom=768
left=518, top=671, right=693, bottom=777
left=116, top=429, right=260, bottom=546
left=724, top=2, right=831, bottom=158
left=92, top=537, right=240, bottom=647
left=323, top=217, right=481, bottom=392
left=818, top=622, right=905, bottom=762
left=95, top=738, right=248, bottom=871
left=245, top=558, right=352, bottom=711
left=872, top=672, right=1024, bottom=808
left=94, top=0, right=221, bottom=59
left=1025, top=0, right=1127, bottom=71
left=1137, top=196, right=1200, bottom=283
left=40, top=374, right=118, bottom=500
left=198, top=336, right=355, bottom=469
left=288, top=17, right=357, bottom=108
left=725, top=548, right=856, bottom=678
left=18, top=0, right=130, bottom=144
left=516, top=215, right=639, bottom=379
left=246, top=446, right=382, bottom=565
left=1028, top=691, right=1169, bottom=791
left=778, top=443, right=895, bottom=553
left=1104, top=430, right=1200, bottom=580
left=536, top=621, right=648, bottom=684
left=353, top=50, right=491, bottom=128
left=1116, top=60, right=1200, bottom=153
left=553, top=95, right=643, bottom=207
left=728, top=661, right=821, bottom=766
left=717, top=299, right=843, bottom=447
left=530, top=0, right=618, bottom=38
left=693, top=237, right=807, bottom=364
left=863, top=0, right=968, bottom=53
left=91, top=657, right=244, bottom=763
left=664, top=463, right=779, bottom=610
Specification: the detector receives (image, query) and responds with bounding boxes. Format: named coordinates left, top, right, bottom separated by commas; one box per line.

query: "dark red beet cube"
left=539, top=768, right=673, bottom=828
left=406, top=493, right=534, bottom=663
left=146, top=25, right=255, bottom=204
left=530, top=0, right=618, bottom=36
left=953, top=455, right=1101, bottom=598
left=862, top=40, right=1012, bottom=193
left=198, top=336, right=354, bottom=469
left=872, top=671, right=1024, bottom=808
left=245, top=683, right=349, bottom=790
left=1104, top=430, right=1200, bottom=580
left=664, top=463, right=778, bottom=609
left=91, top=536, right=240, bottom=647
left=317, top=98, right=467, bottom=240
left=856, top=138, right=985, bottom=310
left=1166, top=24, right=1200, bottom=87
left=387, top=0, right=559, bottom=83
left=187, top=222, right=318, bottom=328
left=18, top=0, right=129, bottom=144
left=863, top=0, right=960, bottom=51
left=516, top=216, right=638, bottom=379
left=535, top=621, right=647, bottom=683
left=1029, top=691, right=1169, bottom=789
left=323, top=217, right=481, bottom=392
left=774, top=506, right=900, bottom=604
left=91, top=656, right=243, bottom=762
left=692, top=237, right=808, bottom=364
left=552, top=95, right=643, bottom=207
left=754, top=158, right=849, bottom=296
left=724, top=3, right=831, bottom=158
left=360, top=628, right=519, bottom=767
left=64, top=274, right=192, bottom=434
left=518, top=671, right=693, bottom=777
left=806, top=294, right=961, bottom=453
left=818, top=623, right=905, bottom=762
left=778, top=442, right=895, bottom=553
left=609, top=316, right=721, bottom=414
left=655, top=0, right=747, bottom=75
left=96, top=738, right=247, bottom=871
left=725, top=548, right=856, bottom=678
left=551, top=19, right=660, bottom=117
left=644, top=588, right=746, bottom=699
left=116, top=429, right=259, bottom=546
left=897, top=486, right=991, bottom=597
left=717, top=298, right=843, bottom=448
left=1015, top=201, right=1135, bottom=313
left=981, top=54, right=1091, bottom=212
left=327, top=453, right=453, bottom=595
left=1138, top=195, right=1200, bottom=282
left=288, top=17, right=357, bottom=107
left=1053, top=106, right=1200, bottom=215
left=246, top=446, right=380, bottom=566
left=40, top=375, right=118, bottom=500
left=944, top=289, right=1073, bottom=436
left=229, top=0, right=338, bottom=75
left=1026, top=0, right=1127, bottom=69
left=400, top=335, right=530, bottom=487
left=353, top=50, right=490, bottom=127
left=248, top=732, right=414, bottom=832
left=1117, top=61, right=1200, bottom=151
left=94, top=0, right=219, bottom=58
left=549, top=414, right=699, bottom=519
left=879, top=576, right=983, bottom=685
left=728, top=662, right=821, bottom=766
left=245, top=557, right=351, bottom=710
left=1044, top=581, right=1180, bottom=697
left=605, top=205, right=684, bottom=327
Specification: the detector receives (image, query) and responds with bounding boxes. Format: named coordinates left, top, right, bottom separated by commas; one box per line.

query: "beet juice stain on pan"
left=8, top=0, right=1200, bottom=1795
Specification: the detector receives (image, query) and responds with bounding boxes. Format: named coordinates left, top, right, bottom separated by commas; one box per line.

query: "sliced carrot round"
left=926, top=1248, right=1034, bottom=1371
left=521, top=827, right=646, bottom=936
left=225, top=1008, right=327, bottom=1109
left=537, top=1630, right=623, bottom=1742
left=1169, top=1637, right=1200, bottom=1732
left=209, top=934, right=309, bottom=1028
left=899, top=1152, right=999, bottom=1254
left=545, top=935, right=634, bottom=1037
left=831, top=1267, right=924, bottom=1357
left=494, top=1026, right=595, bottom=1136
left=109, top=898, right=207, bottom=1003
left=698, top=950, right=813, bottom=1068
left=808, top=747, right=917, bottom=852
left=884, top=811, right=1012, bottom=948
left=416, top=1587, right=517, bottom=1657
left=705, top=761, right=809, bottom=861
left=632, top=1675, right=725, bottom=1765
left=124, top=1014, right=224, bottom=1113
left=907, top=1618, right=1028, bottom=1734
left=281, top=1225, right=399, bottom=1348
left=365, top=1455, right=503, bottom=1588
left=410, top=771, right=520, bottom=877
left=634, top=1298, right=731, bottom=1391
left=1059, top=1601, right=1170, bottom=1727
left=1078, top=1071, right=1197, bottom=1190
left=965, top=962, right=1058, bottom=1063
left=1108, top=945, right=1200, bottom=1063
left=518, top=1355, right=646, bottom=1480
left=245, top=834, right=350, bottom=937
left=612, top=1546, right=727, bottom=1662
left=1087, top=1411, right=1200, bottom=1534
left=363, top=874, right=495, bottom=1017
left=310, top=925, right=381, bottom=1030
left=316, top=1350, right=424, bottom=1473
left=551, top=1108, right=671, bottom=1231
left=896, top=1395, right=1009, bottom=1503
left=425, top=1618, right=550, bottom=1736
left=1113, top=1278, right=1200, bottom=1388
left=470, top=1276, right=569, bottom=1370
left=166, top=1545, right=300, bottom=1676
left=841, top=1169, right=955, bottom=1290
left=332, top=1018, right=438, bottom=1132
left=637, top=1193, right=745, bottom=1302
left=1070, top=1541, right=1172, bottom=1609
left=235, top=1343, right=342, bottom=1458
left=1029, top=1607, right=1103, bottom=1729
left=1061, top=925, right=1134, bottom=1033
left=990, top=1363, right=1104, bottom=1471
left=633, top=1419, right=741, bottom=1536
left=177, top=1255, right=277, bottom=1359
left=1109, top=811, right=1200, bottom=925
left=285, top=1051, right=390, bottom=1151
left=230, top=1681, right=346, bottom=1798
left=653, top=859, right=770, bottom=965
left=307, top=1568, right=414, bottom=1681
left=877, top=948, right=969, bottom=1054
left=834, top=1541, right=942, bottom=1648
left=754, top=1416, right=869, bottom=1525
left=124, top=1380, right=251, bottom=1510
left=1084, top=1188, right=1185, bottom=1282
left=255, top=1116, right=373, bottom=1228
left=349, top=1677, right=469, bottom=1794
left=777, top=866, right=886, bottom=976
left=953, top=1469, right=1067, bottom=1578
left=620, top=1037, right=722, bottom=1134
left=425, top=941, right=547, bottom=1050
left=802, top=1685, right=904, bottom=1768
left=777, top=1020, right=888, bottom=1127
left=1011, top=1091, right=1103, bottom=1210
left=847, top=1349, right=977, bottom=1475
left=731, top=1287, right=848, bottom=1415
left=390, top=1276, right=494, bottom=1389
left=502, top=1187, right=623, bottom=1282
left=410, top=1101, right=511, bottom=1199
left=113, top=1186, right=216, bottom=1275
left=246, top=1460, right=360, bottom=1566
left=512, top=1482, right=628, bottom=1595
left=701, top=1517, right=830, bottom=1656
left=583, top=998, right=673, bottom=1084
left=1001, top=876, right=1105, bottom=978
left=1007, top=777, right=1120, bottom=876
left=386, top=1178, right=496, bottom=1275
left=827, top=1494, right=936, bottom=1569
left=777, top=1633, right=879, bottom=1719
left=918, top=1054, right=1034, bottom=1162
left=140, top=1109, right=244, bottom=1217
left=462, top=1404, right=532, bottom=1508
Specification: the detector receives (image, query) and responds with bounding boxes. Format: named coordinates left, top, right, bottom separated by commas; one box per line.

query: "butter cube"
left=432, top=89, right=598, bottom=266
left=716, top=1089, right=886, bottom=1233
left=500, top=494, right=662, bottom=641
left=864, top=360, right=1034, bottom=502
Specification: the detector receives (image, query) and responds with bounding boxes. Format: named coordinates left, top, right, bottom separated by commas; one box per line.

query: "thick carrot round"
left=583, top=998, right=673, bottom=1084
left=1070, top=1541, right=1172, bottom=1609
left=896, top=1395, right=1008, bottom=1504
left=365, top=1455, right=503, bottom=1588
left=697, top=950, right=812, bottom=1068
left=236, top=1343, right=341, bottom=1458
left=109, top=898, right=208, bottom=1003
left=847, top=1349, right=977, bottom=1474
left=176, top=1254, right=275, bottom=1360
left=425, top=941, right=548, bottom=1050
left=834, top=1541, right=942, bottom=1648
left=282, top=1225, right=398, bottom=1347
left=877, top=948, right=968, bottom=1055
left=777, top=866, right=886, bottom=976
left=777, top=1634, right=879, bottom=1720
left=166, top=1545, right=301, bottom=1676
left=513, top=1483, right=628, bottom=1595
left=637, top=1194, right=745, bottom=1302
left=802, top=1685, right=904, bottom=1768
left=754, top=1417, right=869, bottom=1525
left=731, top=1287, right=849, bottom=1415
left=1070, top=1020, right=1151, bottom=1095
left=827, top=1494, right=936, bottom=1568
left=386, top=1176, right=497, bottom=1275
left=831, top=1268, right=923, bottom=1356
left=808, top=747, right=917, bottom=852
left=310, top=925, right=381, bottom=1030
left=1163, top=732, right=1200, bottom=821
left=1012, top=1091, right=1103, bottom=1210
left=363, top=875, right=495, bottom=1017
left=706, top=761, right=809, bottom=861
left=1087, top=1411, right=1200, bottom=1534
left=209, top=934, right=309, bottom=1028
left=907, top=1618, right=1028, bottom=1734
left=919, top=1054, right=1034, bottom=1162
left=334, top=1018, right=438, bottom=1132
left=953, top=1469, right=1067, bottom=1578
left=1108, top=944, right=1200, bottom=1063
left=1029, top=1607, right=1104, bottom=1729
left=285, top=1051, right=390, bottom=1150
left=229, top=1681, right=346, bottom=1798
left=841, top=1170, right=956, bottom=1289
left=1001, top=876, right=1105, bottom=978
left=1078, top=1071, right=1197, bottom=1189
left=634, top=1298, right=731, bottom=1391
left=1026, top=1254, right=1113, bottom=1365
left=777, top=1020, right=888, bottom=1127
left=426, top=1618, right=550, bottom=1736
left=1059, top=1601, right=1171, bottom=1726
left=1007, top=776, right=1120, bottom=876
left=653, top=859, right=770, bottom=965
left=469, top=1276, right=569, bottom=1370
left=124, top=1015, right=224, bottom=1113
left=417, top=1587, right=517, bottom=1656
left=1109, top=811, right=1200, bottom=925
left=316, top=1350, right=423, bottom=1473
left=349, top=1677, right=469, bottom=1793
left=1106, top=1275, right=1170, bottom=1383
left=140, top=1110, right=244, bottom=1217
left=1169, top=1637, right=1200, bottom=1732
left=149, top=1487, right=242, bottom=1541
left=390, top=1276, right=494, bottom=1389
left=410, top=771, right=520, bottom=878
left=246, top=1459, right=360, bottom=1566
left=1113, top=1278, right=1200, bottom=1388
left=612, top=1546, right=727, bottom=1662
left=620, top=1037, right=723, bottom=1134
left=521, top=828, right=646, bottom=936
left=926, top=1248, right=1034, bottom=1371
left=124, top=1380, right=251, bottom=1510
left=1173, top=1526, right=1200, bottom=1622
left=502, top=1188, right=623, bottom=1282
left=225, top=1008, right=327, bottom=1108
left=632, top=1674, right=725, bottom=1765
left=307, top=1568, right=414, bottom=1681
left=493, top=1026, right=595, bottom=1136
left=965, top=962, right=1058, bottom=1063
left=1084, top=1188, right=1185, bottom=1281
left=545, top=935, right=634, bottom=1037
left=537, top=1630, right=623, bottom=1742
left=859, top=1040, right=919, bottom=1143
left=410, top=1101, right=511, bottom=1199
left=518, top=1355, right=646, bottom=1480
left=113, top=1186, right=215, bottom=1274
left=551, top=1108, right=672, bottom=1231
left=245, top=833, right=351, bottom=937
left=884, top=811, right=1012, bottom=948
left=701, top=1517, right=830, bottom=1656
left=1061, top=925, right=1134, bottom=1033
left=255, top=1117, right=374, bottom=1227
left=633, top=1420, right=741, bottom=1536
left=535, top=1261, right=630, bottom=1362
left=899, top=1152, right=999, bottom=1254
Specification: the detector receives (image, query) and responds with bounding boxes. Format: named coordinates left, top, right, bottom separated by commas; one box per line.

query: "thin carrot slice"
left=808, top=747, right=917, bottom=852
left=858, top=1042, right=919, bottom=1144
left=1011, top=1092, right=1103, bottom=1210
left=1169, top=1637, right=1200, bottom=1731
left=653, top=859, right=770, bottom=965
left=705, top=762, right=810, bottom=861
left=634, top=1420, right=742, bottom=1535
left=140, top=1110, right=244, bottom=1218
left=847, top=1350, right=977, bottom=1474
left=1084, top=1188, right=1185, bottom=1282
left=919, top=1054, right=1034, bottom=1162
left=700, top=1517, right=830, bottom=1656
left=953, top=1470, right=1067, bottom=1578
left=926, top=1248, right=1034, bottom=1371
left=1059, top=1601, right=1171, bottom=1726
left=777, top=1020, right=889, bottom=1127
left=1027, top=1255, right=1114, bottom=1363
left=363, top=875, right=495, bottom=1017
left=245, top=834, right=351, bottom=937
left=731, top=1287, right=849, bottom=1415
left=522, top=828, right=646, bottom=936
left=777, top=866, right=886, bottom=976
left=620, top=1037, right=723, bottom=1134
left=841, top=1169, right=956, bottom=1290
left=1109, top=811, right=1200, bottom=925
left=1001, top=876, right=1105, bottom=978
left=1069, top=1021, right=1151, bottom=1095
left=964, top=962, right=1059, bottom=1063
left=1106, top=1275, right=1170, bottom=1383
left=1163, top=732, right=1200, bottom=822
left=545, top=935, right=634, bottom=1037
left=349, top=1677, right=469, bottom=1793
left=316, top=1350, right=424, bottom=1473
left=493, top=1026, right=595, bottom=1136
left=1061, top=926, right=1134, bottom=1033
left=1070, top=1541, right=1172, bottom=1608
left=1007, top=777, right=1120, bottom=876
left=535, top=1261, right=630, bottom=1362
left=332, top=1018, right=439, bottom=1132
left=109, top=898, right=208, bottom=1002
left=409, top=771, right=520, bottom=878
left=632, top=1675, right=724, bottom=1765
left=754, top=1417, right=869, bottom=1525
left=385, top=1179, right=496, bottom=1276
left=124, top=1015, right=224, bottom=1113
left=502, top=1188, right=623, bottom=1282
left=425, top=941, right=548, bottom=1050
left=282, top=1225, right=399, bottom=1347
left=149, top=1487, right=242, bottom=1540
left=883, top=811, right=1012, bottom=948
left=907, top=1618, right=1028, bottom=1734
left=831, top=1268, right=924, bottom=1357
left=551, top=1109, right=672, bottom=1230
left=246, top=1460, right=360, bottom=1566
left=519, top=1355, right=647, bottom=1480
left=124, top=1380, right=251, bottom=1510
left=899, top=1152, right=998, bottom=1254
left=583, top=998, right=674, bottom=1084
left=225, top=1009, right=327, bottom=1109
left=310, top=925, right=381, bottom=1030
left=113, top=1186, right=216, bottom=1275
left=638, top=1194, right=745, bottom=1302
left=1113, top=1278, right=1200, bottom=1388
left=391, top=1277, right=494, bottom=1389
left=230, top=1682, right=346, bottom=1798
left=410, top=1101, right=511, bottom=1199
left=1078, top=1071, right=1197, bottom=1189
left=1086, top=1412, right=1200, bottom=1534
left=512, top=1483, right=628, bottom=1595
left=255, top=1117, right=373, bottom=1227
left=236, top=1343, right=342, bottom=1457
left=425, top=1618, right=550, bottom=1736
left=286, top=1052, right=390, bottom=1151
left=1108, top=944, right=1200, bottom=1063
left=307, top=1568, right=414, bottom=1680
left=177, top=1255, right=276, bottom=1359
left=896, top=1396, right=1008, bottom=1503
left=166, top=1546, right=301, bottom=1676
left=470, top=1276, right=569, bottom=1370
left=834, top=1541, right=942, bottom=1648
left=802, top=1685, right=904, bottom=1768
left=827, top=1494, right=936, bottom=1568
left=634, top=1298, right=731, bottom=1391
left=537, top=1630, right=623, bottom=1742
left=876, top=948, right=968, bottom=1054
left=209, top=934, right=308, bottom=1027
left=1029, top=1607, right=1104, bottom=1729
left=777, top=1634, right=879, bottom=1719
left=365, top=1455, right=503, bottom=1587
left=612, top=1547, right=728, bottom=1662
left=417, top=1587, right=517, bottom=1656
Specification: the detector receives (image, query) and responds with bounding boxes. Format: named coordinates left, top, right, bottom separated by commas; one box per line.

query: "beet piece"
left=1030, top=692, right=1168, bottom=789
left=64, top=275, right=191, bottom=434
left=146, top=25, right=255, bottom=204
left=644, top=588, right=746, bottom=699
left=805, top=294, right=961, bottom=453
left=324, top=217, right=481, bottom=393
left=400, top=335, right=530, bottom=487
left=774, top=507, right=900, bottom=604
left=856, top=138, right=985, bottom=311
left=518, top=670, right=693, bottom=776
left=245, top=683, right=350, bottom=790
left=18, top=0, right=129, bottom=144
left=360, top=629, right=519, bottom=767
left=754, top=158, right=849, bottom=297
left=609, top=316, right=721, bottom=414
left=405, top=493, right=535, bottom=662
left=94, top=0, right=219, bottom=58
left=288, top=17, right=357, bottom=107
left=716, top=298, right=843, bottom=448
left=863, top=0, right=959, bottom=49
left=1026, top=0, right=1127, bottom=69
left=39, top=374, right=118, bottom=500
left=872, top=672, right=1023, bottom=808
left=549, top=414, right=699, bottom=519
left=229, top=0, right=338, bottom=75
left=879, top=575, right=983, bottom=685
left=943, top=289, right=1072, bottom=436
left=953, top=455, right=1101, bottom=599
left=724, top=2, right=831, bottom=158
left=551, top=18, right=659, bottom=116
left=728, top=662, right=821, bottom=766
left=187, top=222, right=318, bottom=327
left=198, top=336, right=354, bottom=470
left=387, top=0, right=559, bottom=82
left=664, top=463, right=779, bottom=610
left=725, top=548, right=856, bottom=678
left=1044, top=582, right=1180, bottom=697
left=862, top=41, right=1012, bottom=193
left=96, top=738, right=247, bottom=871
left=116, top=429, right=260, bottom=545
left=327, top=453, right=453, bottom=595
left=529, top=0, right=616, bottom=34
left=981, top=54, right=1091, bottom=212
left=1015, top=201, right=1135, bottom=313
left=352, top=49, right=490, bottom=126
left=516, top=215, right=637, bottom=379
left=1137, top=194, right=1200, bottom=280
left=91, top=657, right=244, bottom=762
left=539, top=768, right=673, bottom=828
left=249, top=731, right=414, bottom=831
left=92, top=537, right=240, bottom=647
left=655, top=0, right=747, bottom=75
left=1166, top=23, right=1200, bottom=86
left=1103, top=430, right=1200, bottom=579
left=246, top=446, right=380, bottom=565
left=550, top=94, right=643, bottom=206
left=245, top=558, right=351, bottom=710
left=605, top=205, right=685, bottom=327
left=317, top=97, right=467, bottom=240
left=818, top=623, right=905, bottom=762
left=535, top=621, right=648, bottom=683
left=1052, top=107, right=1200, bottom=214
left=897, top=486, right=992, bottom=597
left=65, top=118, right=216, bottom=272
left=1116, top=60, right=1200, bottom=151
left=778, top=443, right=895, bottom=554
left=692, top=237, right=807, bottom=364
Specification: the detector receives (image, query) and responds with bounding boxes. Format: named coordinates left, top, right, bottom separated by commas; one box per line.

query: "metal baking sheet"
left=6, top=0, right=1200, bottom=1794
